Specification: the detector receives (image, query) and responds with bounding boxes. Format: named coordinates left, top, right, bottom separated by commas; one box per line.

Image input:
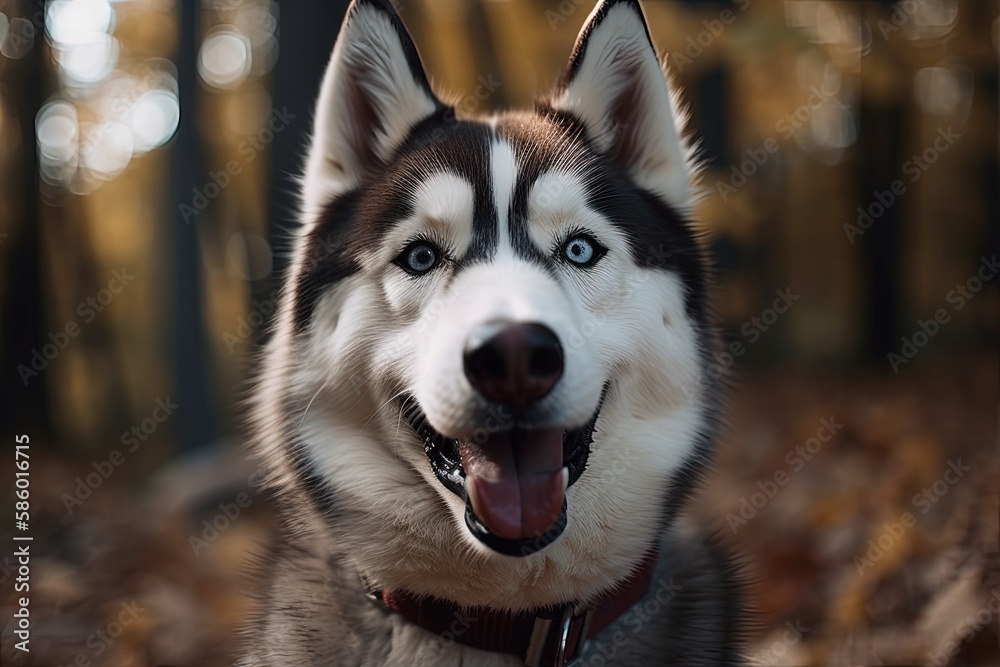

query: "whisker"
left=360, top=387, right=410, bottom=432
left=394, top=395, right=414, bottom=462
left=299, top=377, right=333, bottom=426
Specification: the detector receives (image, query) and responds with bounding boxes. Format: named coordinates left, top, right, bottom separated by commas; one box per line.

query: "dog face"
left=257, top=0, right=717, bottom=610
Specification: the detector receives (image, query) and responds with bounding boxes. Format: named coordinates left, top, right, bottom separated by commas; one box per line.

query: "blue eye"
left=397, top=241, right=439, bottom=275
left=563, top=235, right=604, bottom=267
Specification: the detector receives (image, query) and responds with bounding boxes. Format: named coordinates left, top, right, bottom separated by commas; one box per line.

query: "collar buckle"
left=525, top=603, right=593, bottom=667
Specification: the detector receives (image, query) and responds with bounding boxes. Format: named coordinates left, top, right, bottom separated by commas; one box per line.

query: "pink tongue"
left=459, top=429, right=565, bottom=541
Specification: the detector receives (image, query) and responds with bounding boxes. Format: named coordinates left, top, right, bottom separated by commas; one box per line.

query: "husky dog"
left=240, top=0, right=744, bottom=664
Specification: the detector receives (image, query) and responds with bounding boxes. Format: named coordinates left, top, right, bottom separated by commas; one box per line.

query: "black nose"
left=463, top=322, right=564, bottom=408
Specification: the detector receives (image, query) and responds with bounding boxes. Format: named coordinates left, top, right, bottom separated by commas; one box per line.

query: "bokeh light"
left=55, top=33, right=121, bottom=86
left=79, top=119, right=134, bottom=180
left=902, top=0, right=959, bottom=40
left=47, top=0, right=119, bottom=87
left=0, top=13, right=9, bottom=50
left=3, top=3, right=997, bottom=667
left=46, top=0, right=114, bottom=46
left=198, top=27, right=252, bottom=90
left=1, top=16, right=35, bottom=60
left=129, top=89, right=181, bottom=153
left=36, top=100, right=79, bottom=187
left=915, top=65, right=974, bottom=118
left=235, top=2, right=278, bottom=77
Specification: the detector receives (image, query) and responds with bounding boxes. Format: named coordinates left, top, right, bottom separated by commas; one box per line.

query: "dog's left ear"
left=303, top=0, right=447, bottom=216
left=548, top=0, right=696, bottom=210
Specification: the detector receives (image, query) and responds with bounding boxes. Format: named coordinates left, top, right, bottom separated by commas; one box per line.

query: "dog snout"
left=463, top=321, right=564, bottom=408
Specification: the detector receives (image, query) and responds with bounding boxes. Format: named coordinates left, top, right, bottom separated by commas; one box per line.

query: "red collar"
left=368, top=549, right=658, bottom=667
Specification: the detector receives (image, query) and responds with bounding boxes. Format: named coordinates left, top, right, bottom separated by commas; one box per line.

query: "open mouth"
left=400, top=391, right=605, bottom=557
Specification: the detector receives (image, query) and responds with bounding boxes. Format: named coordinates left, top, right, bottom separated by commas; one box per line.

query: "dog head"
left=257, top=0, right=718, bottom=610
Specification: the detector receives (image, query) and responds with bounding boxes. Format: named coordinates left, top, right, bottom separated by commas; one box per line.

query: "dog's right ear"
left=303, top=0, right=447, bottom=216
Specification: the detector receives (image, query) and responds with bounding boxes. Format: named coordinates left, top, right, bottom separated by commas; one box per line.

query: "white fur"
left=551, top=2, right=698, bottom=212
left=253, top=0, right=711, bottom=617
left=302, top=4, right=439, bottom=221
left=491, top=139, right=518, bottom=260
left=374, top=172, right=476, bottom=265
left=261, top=159, right=708, bottom=610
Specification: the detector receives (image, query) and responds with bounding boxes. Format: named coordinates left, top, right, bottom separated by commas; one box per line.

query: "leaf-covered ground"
left=2, top=351, right=996, bottom=666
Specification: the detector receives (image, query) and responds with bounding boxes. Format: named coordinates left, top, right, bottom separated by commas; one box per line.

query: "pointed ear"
left=303, top=0, right=447, bottom=215
left=548, top=0, right=696, bottom=210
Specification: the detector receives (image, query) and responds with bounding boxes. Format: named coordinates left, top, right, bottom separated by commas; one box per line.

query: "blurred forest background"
left=0, top=0, right=997, bottom=665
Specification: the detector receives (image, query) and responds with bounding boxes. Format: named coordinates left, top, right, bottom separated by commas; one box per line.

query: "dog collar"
left=367, top=549, right=658, bottom=667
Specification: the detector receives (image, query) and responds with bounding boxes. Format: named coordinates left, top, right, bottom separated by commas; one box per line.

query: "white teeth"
left=561, top=467, right=569, bottom=493
left=465, top=475, right=481, bottom=514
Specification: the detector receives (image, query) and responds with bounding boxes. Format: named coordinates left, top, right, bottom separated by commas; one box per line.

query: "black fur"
left=556, top=0, right=654, bottom=91
left=351, top=0, right=445, bottom=113
left=240, top=526, right=747, bottom=665
left=244, top=0, right=747, bottom=664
